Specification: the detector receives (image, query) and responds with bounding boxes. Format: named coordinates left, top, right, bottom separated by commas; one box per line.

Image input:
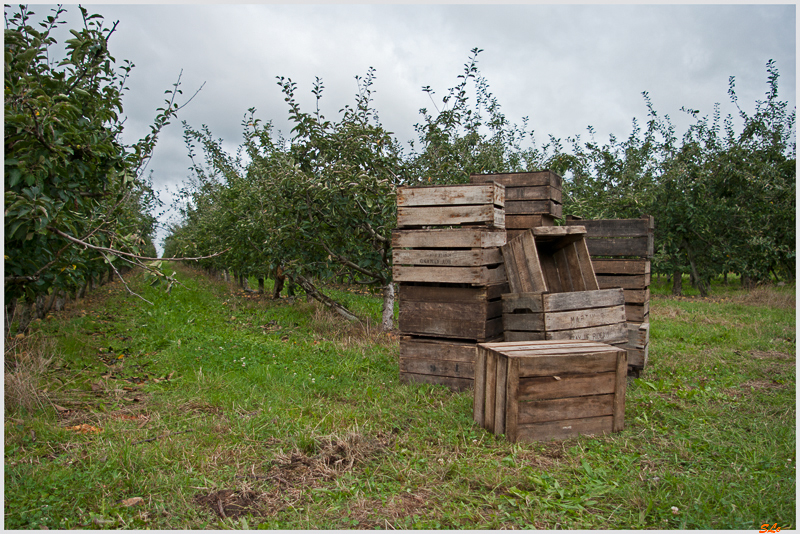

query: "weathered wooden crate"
left=399, top=283, right=507, bottom=341
left=506, top=214, right=556, bottom=234
left=502, top=289, right=627, bottom=343
left=471, top=171, right=562, bottom=219
left=501, top=227, right=598, bottom=294
left=392, top=228, right=506, bottom=285
left=397, top=183, right=505, bottom=229
left=473, top=340, right=627, bottom=442
left=565, top=215, right=654, bottom=258
left=613, top=322, right=649, bottom=370
left=399, top=335, right=501, bottom=391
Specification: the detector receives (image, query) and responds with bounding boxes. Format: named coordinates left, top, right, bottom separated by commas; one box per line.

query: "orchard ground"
left=4, top=265, right=795, bottom=529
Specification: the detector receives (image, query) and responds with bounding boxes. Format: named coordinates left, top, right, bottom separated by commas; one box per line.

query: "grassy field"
left=4, top=267, right=795, bottom=529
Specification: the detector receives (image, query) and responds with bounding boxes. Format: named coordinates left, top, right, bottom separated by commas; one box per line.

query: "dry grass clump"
left=309, top=305, right=394, bottom=348
left=734, top=285, right=796, bottom=309
left=4, top=334, right=57, bottom=415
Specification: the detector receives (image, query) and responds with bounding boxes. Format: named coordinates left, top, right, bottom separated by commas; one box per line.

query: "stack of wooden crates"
left=565, top=215, right=654, bottom=374
left=393, top=182, right=508, bottom=390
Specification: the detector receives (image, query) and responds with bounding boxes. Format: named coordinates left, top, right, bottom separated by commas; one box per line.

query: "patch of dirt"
left=194, top=431, right=395, bottom=521
left=343, top=490, right=434, bottom=529
left=194, top=489, right=261, bottom=519
left=748, top=350, right=795, bottom=361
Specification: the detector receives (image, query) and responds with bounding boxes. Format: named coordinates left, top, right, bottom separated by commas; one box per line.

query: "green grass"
left=4, top=267, right=795, bottom=529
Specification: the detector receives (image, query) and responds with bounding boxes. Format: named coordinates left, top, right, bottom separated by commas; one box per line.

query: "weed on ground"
left=4, top=268, right=795, bottom=529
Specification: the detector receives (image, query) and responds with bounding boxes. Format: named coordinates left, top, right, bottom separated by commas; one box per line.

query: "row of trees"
left=4, top=5, right=206, bottom=333
left=166, top=48, right=794, bottom=323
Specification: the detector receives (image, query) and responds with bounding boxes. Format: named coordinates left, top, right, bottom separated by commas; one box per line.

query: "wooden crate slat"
left=566, top=216, right=653, bottom=237
left=514, top=415, right=614, bottom=442
left=506, top=214, right=557, bottom=229
left=392, top=228, right=506, bottom=249
left=393, top=248, right=503, bottom=267
left=399, top=283, right=507, bottom=304
left=505, top=186, right=562, bottom=203
left=554, top=247, right=575, bottom=292
left=626, top=322, right=650, bottom=349
left=574, top=239, right=600, bottom=290
left=518, top=372, right=616, bottom=401
left=474, top=347, right=488, bottom=425
left=518, top=394, right=615, bottom=424
left=506, top=200, right=562, bottom=217
left=542, top=288, right=624, bottom=312
left=625, top=303, right=649, bottom=323
left=399, top=336, right=480, bottom=363
left=470, top=171, right=562, bottom=189
left=544, top=322, right=628, bottom=343
left=397, top=183, right=504, bottom=207
left=503, top=312, right=545, bottom=332
left=622, top=288, right=650, bottom=304
left=493, top=352, right=508, bottom=436
left=563, top=243, right=587, bottom=292
left=503, top=330, right=546, bottom=342
left=539, top=253, right=562, bottom=293
left=397, top=205, right=504, bottom=229
left=591, top=259, right=651, bottom=275
left=501, top=231, right=548, bottom=293
left=585, top=237, right=652, bottom=258
left=399, top=357, right=474, bottom=379
left=613, top=351, right=627, bottom=432
left=393, top=264, right=506, bottom=284
left=501, top=293, right=545, bottom=314
left=400, top=303, right=503, bottom=340
left=517, top=351, right=620, bottom=376
left=544, top=304, right=626, bottom=331
left=596, top=273, right=652, bottom=290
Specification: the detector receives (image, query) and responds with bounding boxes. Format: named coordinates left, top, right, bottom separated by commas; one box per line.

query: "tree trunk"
left=54, top=290, right=66, bottom=312
left=258, top=277, right=265, bottom=294
left=672, top=269, right=683, bottom=296
left=78, top=280, right=88, bottom=299
left=723, top=271, right=728, bottom=285
left=223, top=269, right=229, bottom=283
left=16, top=301, right=32, bottom=334
left=742, top=274, right=756, bottom=290
left=292, top=274, right=360, bottom=322
left=5, top=298, right=17, bottom=338
left=381, top=282, right=395, bottom=331
left=681, top=239, right=708, bottom=297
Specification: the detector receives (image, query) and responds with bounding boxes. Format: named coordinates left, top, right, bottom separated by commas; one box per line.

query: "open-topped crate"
left=471, top=171, right=562, bottom=233
left=396, top=183, right=505, bottom=229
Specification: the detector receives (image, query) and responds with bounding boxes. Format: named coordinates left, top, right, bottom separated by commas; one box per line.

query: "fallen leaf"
left=553, top=376, right=561, bottom=381
left=53, top=404, right=69, bottom=412
left=167, top=371, right=175, bottom=380
left=65, top=424, right=103, bottom=434
left=120, top=497, right=144, bottom=507
left=91, top=383, right=103, bottom=392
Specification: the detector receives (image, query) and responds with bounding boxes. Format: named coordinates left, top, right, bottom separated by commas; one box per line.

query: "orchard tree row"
left=4, top=5, right=206, bottom=333
left=166, top=48, right=794, bottom=324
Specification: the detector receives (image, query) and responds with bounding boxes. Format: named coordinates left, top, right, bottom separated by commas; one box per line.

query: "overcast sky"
left=22, top=3, right=796, bottom=252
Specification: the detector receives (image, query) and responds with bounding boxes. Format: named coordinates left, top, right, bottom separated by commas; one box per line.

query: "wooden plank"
left=399, top=283, right=506, bottom=304
left=544, top=304, right=626, bottom=331
left=531, top=226, right=586, bottom=239
left=625, top=303, right=649, bottom=324
left=518, top=372, right=616, bottom=401
left=399, top=356, right=474, bottom=379
left=554, top=247, right=575, bottom=292
left=542, top=288, right=625, bottom=312
left=565, top=218, right=652, bottom=237
left=574, top=239, right=599, bottom=290
left=393, top=248, right=502, bottom=267
left=518, top=394, right=615, bottom=424
left=613, top=350, right=627, bottom=432
left=506, top=214, right=556, bottom=229
left=505, top=186, right=562, bottom=202
left=585, top=237, right=652, bottom=258
left=539, top=252, right=561, bottom=293
left=400, top=308, right=504, bottom=340
left=505, top=359, right=520, bottom=442
left=399, top=372, right=472, bottom=391
left=501, top=231, right=547, bottom=293
left=518, top=351, right=621, bottom=377
left=623, top=345, right=648, bottom=369
left=480, top=340, right=615, bottom=353
left=397, top=205, right=504, bottom=228
left=493, top=354, right=508, bottom=436
left=563, top=243, right=587, bottom=292
left=622, top=288, right=650, bottom=304
left=506, top=200, right=561, bottom=217
left=473, top=347, right=487, bottom=425
left=393, top=264, right=506, bottom=285
left=470, top=171, right=562, bottom=189
left=545, top=322, right=628, bottom=344
left=596, top=274, right=651, bottom=290
left=392, top=228, right=506, bottom=249
left=399, top=336, right=478, bottom=364
left=484, top=349, right=497, bottom=431
left=626, top=322, right=650, bottom=349
left=397, top=183, right=503, bottom=207
left=515, top=416, right=613, bottom=442
left=502, top=312, right=546, bottom=332
left=591, top=259, right=650, bottom=275
left=399, top=300, right=503, bottom=323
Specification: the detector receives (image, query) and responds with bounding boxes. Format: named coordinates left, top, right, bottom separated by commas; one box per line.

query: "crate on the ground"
left=399, top=335, right=501, bottom=391
left=397, top=183, right=505, bottom=229
left=392, top=228, right=506, bottom=285
left=398, top=282, right=507, bottom=341
left=565, top=215, right=654, bottom=258
left=501, top=227, right=598, bottom=294
left=613, top=322, right=649, bottom=369
left=473, top=340, right=627, bottom=442
left=502, top=288, right=627, bottom=343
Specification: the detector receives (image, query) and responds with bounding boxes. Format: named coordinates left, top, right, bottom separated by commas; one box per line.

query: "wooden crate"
left=502, top=289, right=627, bottom=344
left=501, top=227, right=598, bottom=294
left=506, top=214, right=556, bottom=231
left=399, top=283, right=507, bottom=341
left=399, top=335, right=501, bottom=391
left=470, top=170, right=562, bottom=190
left=471, top=171, right=562, bottom=218
left=565, top=215, right=654, bottom=258
left=392, top=228, right=506, bottom=285
left=624, top=303, right=649, bottom=324
left=613, top=323, right=649, bottom=370
left=473, top=340, right=627, bottom=442
left=397, top=183, right=505, bottom=229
